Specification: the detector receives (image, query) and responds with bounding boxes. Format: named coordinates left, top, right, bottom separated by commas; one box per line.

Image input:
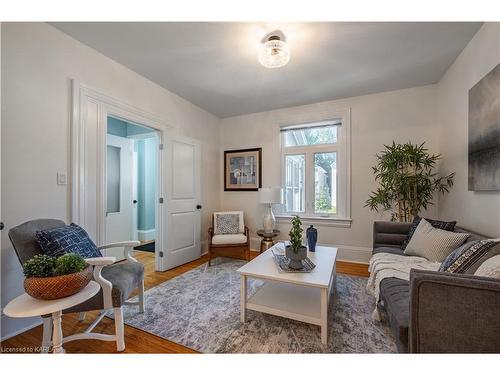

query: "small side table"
left=256, top=229, right=280, bottom=253
left=3, top=281, right=100, bottom=354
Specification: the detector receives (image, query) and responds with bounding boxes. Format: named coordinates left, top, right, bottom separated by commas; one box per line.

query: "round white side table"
left=3, top=281, right=100, bottom=353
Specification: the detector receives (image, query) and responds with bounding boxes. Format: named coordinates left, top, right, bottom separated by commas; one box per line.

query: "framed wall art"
left=469, top=62, right=500, bottom=191
left=224, top=148, right=262, bottom=191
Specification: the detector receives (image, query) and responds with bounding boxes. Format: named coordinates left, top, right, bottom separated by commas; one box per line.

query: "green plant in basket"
left=289, top=215, right=304, bottom=253
left=54, top=253, right=87, bottom=276
left=23, top=253, right=87, bottom=278
left=23, top=253, right=91, bottom=300
left=23, top=254, right=57, bottom=278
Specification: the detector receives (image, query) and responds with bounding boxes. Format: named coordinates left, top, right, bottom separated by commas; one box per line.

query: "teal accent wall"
left=107, top=116, right=154, bottom=138
left=107, top=116, right=157, bottom=232
left=107, top=117, right=128, bottom=137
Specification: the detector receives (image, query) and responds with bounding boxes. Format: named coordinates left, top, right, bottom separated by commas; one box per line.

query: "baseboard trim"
left=202, top=238, right=371, bottom=265
left=250, top=237, right=370, bottom=264
left=1, top=316, right=42, bottom=341
left=137, top=229, right=155, bottom=241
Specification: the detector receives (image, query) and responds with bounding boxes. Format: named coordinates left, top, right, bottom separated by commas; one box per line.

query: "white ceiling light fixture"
left=259, top=35, right=290, bottom=69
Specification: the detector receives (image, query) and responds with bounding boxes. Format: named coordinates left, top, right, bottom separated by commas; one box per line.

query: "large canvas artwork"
left=468, top=62, right=500, bottom=191
left=224, top=148, right=262, bottom=191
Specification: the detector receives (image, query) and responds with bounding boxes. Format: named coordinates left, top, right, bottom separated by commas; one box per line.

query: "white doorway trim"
left=71, top=80, right=171, bottom=271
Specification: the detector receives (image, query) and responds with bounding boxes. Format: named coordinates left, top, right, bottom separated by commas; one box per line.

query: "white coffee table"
left=3, top=281, right=100, bottom=353
left=237, top=244, right=337, bottom=344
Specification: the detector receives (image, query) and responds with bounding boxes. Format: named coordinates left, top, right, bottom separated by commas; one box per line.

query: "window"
left=281, top=118, right=350, bottom=221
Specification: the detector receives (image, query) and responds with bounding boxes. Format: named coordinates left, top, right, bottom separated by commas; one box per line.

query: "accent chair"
left=208, top=211, right=250, bottom=265
left=8, top=218, right=145, bottom=352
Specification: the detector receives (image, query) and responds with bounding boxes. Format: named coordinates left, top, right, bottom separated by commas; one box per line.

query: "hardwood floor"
left=1, top=251, right=368, bottom=354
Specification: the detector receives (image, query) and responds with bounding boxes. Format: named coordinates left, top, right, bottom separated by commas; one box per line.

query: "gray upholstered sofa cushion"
left=372, top=246, right=405, bottom=256
left=379, top=277, right=410, bottom=353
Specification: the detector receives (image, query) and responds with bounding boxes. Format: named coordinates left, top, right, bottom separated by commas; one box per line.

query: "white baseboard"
left=1, top=314, right=42, bottom=341
left=137, top=229, right=155, bottom=241
left=250, top=237, right=371, bottom=264
left=202, top=238, right=371, bottom=264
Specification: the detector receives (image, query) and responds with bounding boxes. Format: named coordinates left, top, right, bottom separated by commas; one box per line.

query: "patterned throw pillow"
left=474, top=255, right=500, bottom=279
left=401, top=216, right=456, bottom=250
left=214, top=213, right=240, bottom=235
left=439, top=239, right=500, bottom=274
left=404, top=219, right=470, bottom=262
left=36, top=223, right=102, bottom=258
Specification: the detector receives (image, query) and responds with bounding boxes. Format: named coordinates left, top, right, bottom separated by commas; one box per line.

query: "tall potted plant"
left=286, top=216, right=307, bottom=269
left=365, top=141, right=455, bottom=222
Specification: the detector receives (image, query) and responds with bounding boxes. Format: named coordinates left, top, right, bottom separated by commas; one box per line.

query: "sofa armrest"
left=409, top=269, right=500, bottom=353
left=373, top=221, right=412, bottom=249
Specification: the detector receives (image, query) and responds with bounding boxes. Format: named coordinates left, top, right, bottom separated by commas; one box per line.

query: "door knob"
left=133, top=200, right=138, bottom=204
left=0, top=222, right=4, bottom=230
left=196, top=205, right=202, bottom=210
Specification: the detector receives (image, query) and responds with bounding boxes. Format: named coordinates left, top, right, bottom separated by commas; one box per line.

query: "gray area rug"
left=112, top=257, right=397, bottom=353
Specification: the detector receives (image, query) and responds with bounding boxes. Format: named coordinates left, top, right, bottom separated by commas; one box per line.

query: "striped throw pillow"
left=404, top=219, right=470, bottom=262
left=401, top=216, right=456, bottom=250
left=439, top=239, right=500, bottom=274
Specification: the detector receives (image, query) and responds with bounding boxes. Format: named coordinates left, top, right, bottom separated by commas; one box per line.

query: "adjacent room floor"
left=1, top=252, right=369, bottom=354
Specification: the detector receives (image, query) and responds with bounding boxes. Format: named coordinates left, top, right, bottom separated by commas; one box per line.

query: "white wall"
left=436, top=23, right=500, bottom=237
left=220, top=85, right=439, bottom=261
left=1, top=22, right=221, bottom=339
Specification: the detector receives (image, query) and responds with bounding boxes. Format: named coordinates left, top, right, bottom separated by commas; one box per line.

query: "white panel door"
left=105, top=134, right=134, bottom=260
left=160, top=136, right=201, bottom=271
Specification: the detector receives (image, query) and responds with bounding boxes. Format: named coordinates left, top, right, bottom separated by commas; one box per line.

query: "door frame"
left=71, top=80, right=170, bottom=271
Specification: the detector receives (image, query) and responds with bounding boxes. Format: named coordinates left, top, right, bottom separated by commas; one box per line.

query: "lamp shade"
left=259, top=187, right=282, bottom=204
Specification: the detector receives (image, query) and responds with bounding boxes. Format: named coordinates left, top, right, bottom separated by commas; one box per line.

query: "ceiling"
left=51, top=22, right=482, bottom=118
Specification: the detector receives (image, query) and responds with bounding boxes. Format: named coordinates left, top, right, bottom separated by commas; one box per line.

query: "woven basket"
left=24, top=266, right=93, bottom=300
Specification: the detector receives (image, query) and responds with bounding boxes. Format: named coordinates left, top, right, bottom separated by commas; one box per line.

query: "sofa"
left=372, top=221, right=500, bottom=353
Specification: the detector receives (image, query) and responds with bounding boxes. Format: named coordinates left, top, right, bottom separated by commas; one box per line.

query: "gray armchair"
left=8, top=219, right=145, bottom=352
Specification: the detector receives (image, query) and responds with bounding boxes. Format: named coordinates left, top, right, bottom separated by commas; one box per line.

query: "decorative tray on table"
left=271, top=244, right=316, bottom=273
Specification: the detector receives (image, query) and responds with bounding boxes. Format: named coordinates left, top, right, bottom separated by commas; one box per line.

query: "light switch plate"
left=57, top=172, right=67, bottom=185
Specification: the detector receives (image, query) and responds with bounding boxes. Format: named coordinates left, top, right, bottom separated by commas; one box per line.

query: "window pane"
left=314, top=152, right=336, bottom=214
left=284, top=154, right=305, bottom=213
left=107, top=145, right=120, bottom=213
left=283, top=125, right=338, bottom=147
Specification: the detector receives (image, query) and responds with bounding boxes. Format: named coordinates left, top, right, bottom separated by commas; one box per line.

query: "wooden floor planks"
left=1, top=251, right=369, bottom=354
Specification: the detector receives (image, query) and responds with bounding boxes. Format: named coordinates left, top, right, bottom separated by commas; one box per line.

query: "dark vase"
left=306, top=225, right=317, bottom=252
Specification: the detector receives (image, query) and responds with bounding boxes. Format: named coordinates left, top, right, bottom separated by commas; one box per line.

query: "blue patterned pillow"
left=36, top=223, right=102, bottom=258
left=439, top=239, right=500, bottom=274
left=401, top=216, right=456, bottom=250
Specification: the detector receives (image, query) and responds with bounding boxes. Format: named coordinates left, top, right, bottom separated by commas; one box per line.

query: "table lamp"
left=259, top=187, right=282, bottom=234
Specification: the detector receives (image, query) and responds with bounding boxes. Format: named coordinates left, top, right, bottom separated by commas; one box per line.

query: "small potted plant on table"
left=23, top=253, right=92, bottom=300
left=286, top=216, right=307, bottom=269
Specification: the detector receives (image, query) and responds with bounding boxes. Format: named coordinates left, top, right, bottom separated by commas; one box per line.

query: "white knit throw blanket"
left=366, top=252, right=440, bottom=319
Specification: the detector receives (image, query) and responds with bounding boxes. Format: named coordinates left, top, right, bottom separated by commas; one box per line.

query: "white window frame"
left=278, top=109, right=351, bottom=227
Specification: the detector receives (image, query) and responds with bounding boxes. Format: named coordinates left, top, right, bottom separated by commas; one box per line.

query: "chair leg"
left=138, top=279, right=145, bottom=313
left=114, top=307, right=125, bottom=352
left=208, top=247, right=212, bottom=266
left=77, top=312, right=86, bottom=321
left=41, top=317, right=53, bottom=353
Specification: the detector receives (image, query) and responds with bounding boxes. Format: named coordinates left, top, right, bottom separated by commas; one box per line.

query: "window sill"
left=276, top=215, right=352, bottom=228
